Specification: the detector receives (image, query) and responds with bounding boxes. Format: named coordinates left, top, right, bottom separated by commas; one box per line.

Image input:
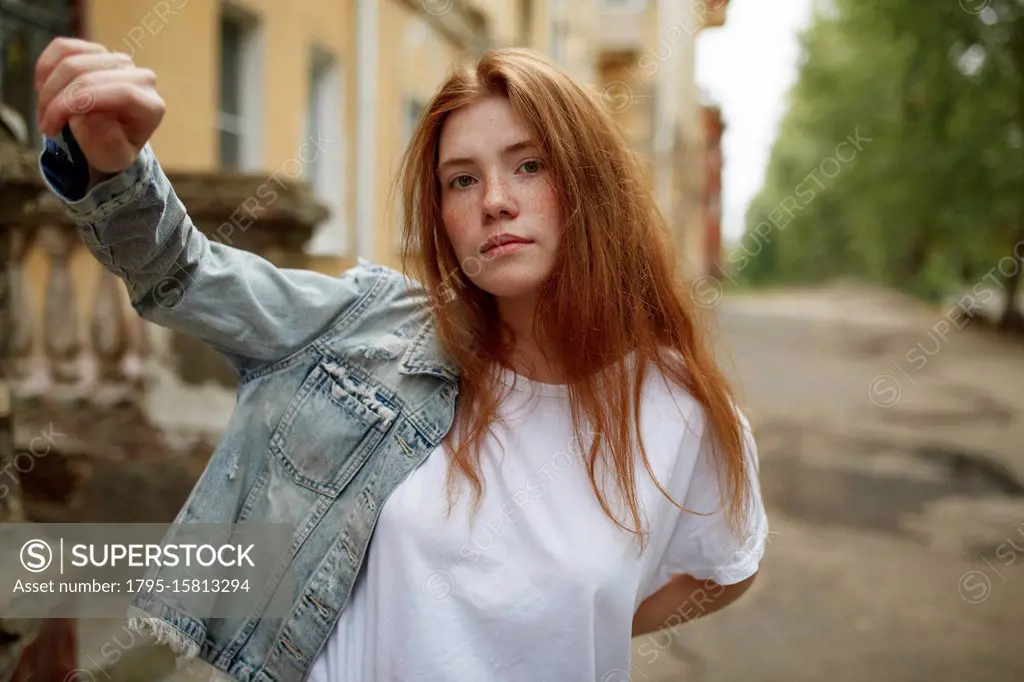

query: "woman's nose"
left=482, top=176, right=517, bottom=220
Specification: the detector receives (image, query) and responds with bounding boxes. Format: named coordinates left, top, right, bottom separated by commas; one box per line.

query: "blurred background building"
left=594, top=0, right=726, bottom=282
left=0, top=0, right=730, bottom=678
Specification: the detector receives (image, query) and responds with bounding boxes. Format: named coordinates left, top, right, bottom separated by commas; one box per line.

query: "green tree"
left=734, top=0, right=1024, bottom=329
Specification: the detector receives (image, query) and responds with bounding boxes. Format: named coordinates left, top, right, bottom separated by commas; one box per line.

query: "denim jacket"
left=39, top=130, right=461, bottom=682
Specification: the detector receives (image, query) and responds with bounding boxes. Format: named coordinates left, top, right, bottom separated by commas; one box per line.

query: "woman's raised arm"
left=35, top=38, right=382, bottom=377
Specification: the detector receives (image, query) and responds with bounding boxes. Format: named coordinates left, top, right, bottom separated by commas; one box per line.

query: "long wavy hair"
left=397, top=47, right=752, bottom=547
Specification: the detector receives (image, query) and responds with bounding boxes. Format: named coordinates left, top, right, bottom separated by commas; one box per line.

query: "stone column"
left=0, top=109, right=46, bottom=682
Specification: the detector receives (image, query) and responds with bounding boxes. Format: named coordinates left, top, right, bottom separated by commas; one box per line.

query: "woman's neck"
left=496, top=294, right=565, bottom=385
left=505, top=342, right=564, bottom=384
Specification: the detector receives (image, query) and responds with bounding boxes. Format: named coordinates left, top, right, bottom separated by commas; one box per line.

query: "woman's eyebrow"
left=500, top=140, right=537, bottom=157
left=437, top=139, right=538, bottom=174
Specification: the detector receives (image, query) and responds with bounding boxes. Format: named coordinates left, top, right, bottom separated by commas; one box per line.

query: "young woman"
left=35, top=38, right=767, bottom=682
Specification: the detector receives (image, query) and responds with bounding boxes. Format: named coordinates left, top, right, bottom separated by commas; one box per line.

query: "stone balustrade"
left=2, top=139, right=327, bottom=408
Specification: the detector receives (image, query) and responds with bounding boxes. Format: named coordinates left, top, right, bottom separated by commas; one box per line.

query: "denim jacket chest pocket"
left=269, top=357, right=399, bottom=498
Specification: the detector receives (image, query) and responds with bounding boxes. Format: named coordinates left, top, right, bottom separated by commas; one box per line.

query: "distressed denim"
left=39, top=129, right=460, bottom=682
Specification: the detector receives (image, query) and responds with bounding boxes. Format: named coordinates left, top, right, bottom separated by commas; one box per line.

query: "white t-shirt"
left=308, top=363, right=767, bottom=682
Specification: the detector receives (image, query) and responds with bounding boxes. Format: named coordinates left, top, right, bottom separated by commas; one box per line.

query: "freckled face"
left=436, top=95, right=561, bottom=301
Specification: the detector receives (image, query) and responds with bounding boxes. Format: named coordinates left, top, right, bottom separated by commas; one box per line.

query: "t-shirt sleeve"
left=651, top=411, right=768, bottom=588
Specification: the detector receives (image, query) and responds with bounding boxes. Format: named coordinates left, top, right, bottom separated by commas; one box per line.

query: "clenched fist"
left=35, top=37, right=165, bottom=175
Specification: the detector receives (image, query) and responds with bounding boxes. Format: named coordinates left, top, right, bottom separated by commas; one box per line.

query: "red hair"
left=396, top=47, right=752, bottom=546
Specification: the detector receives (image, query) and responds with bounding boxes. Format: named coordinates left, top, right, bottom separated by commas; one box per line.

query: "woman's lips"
left=483, top=240, right=532, bottom=256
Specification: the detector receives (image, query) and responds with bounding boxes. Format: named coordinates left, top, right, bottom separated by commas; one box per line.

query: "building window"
left=707, top=193, right=721, bottom=221
left=396, top=96, right=426, bottom=249
left=305, top=46, right=347, bottom=256
left=520, top=0, right=533, bottom=44
left=404, top=98, right=425, bottom=142
left=597, top=0, right=647, bottom=11
left=547, top=0, right=567, bottom=64
left=217, top=5, right=262, bottom=170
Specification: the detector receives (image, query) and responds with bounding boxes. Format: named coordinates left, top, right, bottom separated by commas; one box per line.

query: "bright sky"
left=695, top=0, right=814, bottom=244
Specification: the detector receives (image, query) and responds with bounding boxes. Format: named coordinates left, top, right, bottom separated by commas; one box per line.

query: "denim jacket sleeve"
left=38, top=127, right=380, bottom=377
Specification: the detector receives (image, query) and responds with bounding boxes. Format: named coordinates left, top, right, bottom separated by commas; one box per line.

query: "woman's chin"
left=474, top=272, right=550, bottom=301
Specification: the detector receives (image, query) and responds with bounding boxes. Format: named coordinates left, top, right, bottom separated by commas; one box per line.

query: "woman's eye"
left=518, top=160, right=542, bottom=174
left=450, top=175, right=475, bottom=189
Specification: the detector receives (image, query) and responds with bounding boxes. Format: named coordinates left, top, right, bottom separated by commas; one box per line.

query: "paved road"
left=632, top=286, right=1024, bottom=682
